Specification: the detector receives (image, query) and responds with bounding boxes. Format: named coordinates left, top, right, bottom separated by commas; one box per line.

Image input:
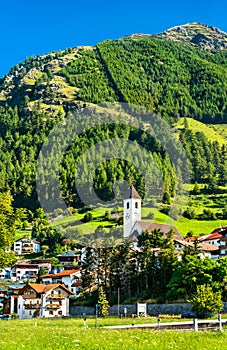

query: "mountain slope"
left=0, top=24, right=226, bottom=209
left=1, top=32, right=227, bottom=123
left=156, top=22, right=227, bottom=51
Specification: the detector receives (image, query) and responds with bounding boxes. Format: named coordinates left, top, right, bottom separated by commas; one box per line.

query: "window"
left=127, top=202, right=129, bottom=209
left=135, top=202, right=138, bottom=209
left=49, top=311, right=53, bottom=315
left=58, top=311, right=62, bottom=315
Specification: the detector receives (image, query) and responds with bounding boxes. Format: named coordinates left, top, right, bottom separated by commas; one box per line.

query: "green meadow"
left=1, top=318, right=227, bottom=350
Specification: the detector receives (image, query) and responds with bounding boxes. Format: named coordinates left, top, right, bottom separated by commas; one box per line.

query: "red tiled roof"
left=185, top=236, right=201, bottom=242
left=198, top=243, right=219, bottom=252
left=41, top=269, right=80, bottom=279
left=210, top=227, right=227, bottom=235
left=14, top=264, right=39, bottom=269
left=19, top=283, right=74, bottom=295
left=202, top=233, right=222, bottom=241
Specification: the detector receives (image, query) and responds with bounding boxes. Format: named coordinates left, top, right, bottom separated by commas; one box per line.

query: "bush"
left=146, top=211, right=154, bottom=219
left=83, top=212, right=93, bottom=222
left=199, top=209, right=217, bottom=220
left=189, top=284, right=222, bottom=319
left=183, top=207, right=196, bottom=219
left=160, top=205, right=170, bottom=215
left=162, top=192, right=171, bottom=205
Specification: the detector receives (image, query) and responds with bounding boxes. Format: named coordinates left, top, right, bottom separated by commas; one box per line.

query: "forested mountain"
left=0, top=23, right=226, bottom=209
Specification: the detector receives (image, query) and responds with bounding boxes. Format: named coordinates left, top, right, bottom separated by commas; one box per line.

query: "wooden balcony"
left=46, top=303, right=61, bottom=309
left=49, top=294, right=65, bottom=300
left=24, top=304, right=41, bottom=309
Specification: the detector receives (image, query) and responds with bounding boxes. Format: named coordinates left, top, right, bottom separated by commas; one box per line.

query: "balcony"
left=22, top=248, right=34, bottom=253
left=24, top=304, right=41, bottom=310
left=49, top=294, right=65, bottom=300
left=46, top=303, right=61, bottom=309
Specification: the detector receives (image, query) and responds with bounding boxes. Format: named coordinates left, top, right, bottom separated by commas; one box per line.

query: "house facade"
left=40, top=269, right=81, bottom=295
left=57, top=251, right=81, bottom=266
left=13, top=238, right=40, bottom=255
left=10, top=283, right=74, bottom=319
left=11, top=264, right=40, bottom=282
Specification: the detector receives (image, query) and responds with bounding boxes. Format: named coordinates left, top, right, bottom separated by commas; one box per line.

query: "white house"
left=10, top=283, right=74, bottom=319
left=40, top=269, right=81, bottom=295
left=13, top=238, right=40, bottom=255
left=11, top=264, right=40, bottom=282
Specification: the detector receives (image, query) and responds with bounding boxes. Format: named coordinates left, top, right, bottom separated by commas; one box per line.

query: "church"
left=123, top=185, right=183, bottom=241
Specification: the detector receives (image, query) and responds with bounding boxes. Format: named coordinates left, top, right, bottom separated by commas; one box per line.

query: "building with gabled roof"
left=123, top=185, right=183, bottom=240
left=13, top=237, right=40, bottom=255
left=40, top=269, right=81, bottom=295
left=11, top=264, right=40, bottom=282
left=10, top=283, right=74, bottom=319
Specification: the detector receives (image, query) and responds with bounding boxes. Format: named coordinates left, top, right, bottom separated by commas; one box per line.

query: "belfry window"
left=135, top=202, right=138, bottom=209
left=127, top=202, right=129, bottom=209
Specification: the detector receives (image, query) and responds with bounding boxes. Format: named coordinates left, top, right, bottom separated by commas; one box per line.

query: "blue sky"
left=0, top=0, right=227, bottom=77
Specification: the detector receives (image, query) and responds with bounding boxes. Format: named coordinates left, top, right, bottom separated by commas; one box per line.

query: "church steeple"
left=127, top=185, right=141, bottom=199
left=123, top=185, right=141, bottom=238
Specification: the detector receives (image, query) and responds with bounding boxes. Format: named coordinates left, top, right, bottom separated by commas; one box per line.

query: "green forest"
left=0, top=36, right=226, bottom=211
left=0, top=30, right=226, bottom=306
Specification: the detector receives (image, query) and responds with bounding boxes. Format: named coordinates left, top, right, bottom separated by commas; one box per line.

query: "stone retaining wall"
left=70, top=302, right=227, bottom=317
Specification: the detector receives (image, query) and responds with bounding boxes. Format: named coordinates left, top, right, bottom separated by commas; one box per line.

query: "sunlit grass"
left=0, top=318, right=226, bottom=350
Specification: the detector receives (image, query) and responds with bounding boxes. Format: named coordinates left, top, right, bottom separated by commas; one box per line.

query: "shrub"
left=146, top=211, right=154, bottom=219
left=83, top=212, right=93, bottom=222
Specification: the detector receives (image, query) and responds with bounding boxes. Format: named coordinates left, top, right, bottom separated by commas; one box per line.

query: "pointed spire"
left=124, top=185, right=141, bottom=199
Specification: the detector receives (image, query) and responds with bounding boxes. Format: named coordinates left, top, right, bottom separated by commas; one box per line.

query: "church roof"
left=125, top=185, right=141, bottom=199
left=131, top=221, right=183, bottom=240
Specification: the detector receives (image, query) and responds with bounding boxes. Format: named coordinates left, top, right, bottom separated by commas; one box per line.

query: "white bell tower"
left=123, top=185, right=141, bottom=238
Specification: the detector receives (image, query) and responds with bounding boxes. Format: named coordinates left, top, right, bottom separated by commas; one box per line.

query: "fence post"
left=194, top=318, right=198, bottom=332
left=218, top=313, right=222, bottom=332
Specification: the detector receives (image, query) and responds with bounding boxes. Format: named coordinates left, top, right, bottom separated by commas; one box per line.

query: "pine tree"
left=98, top=286, right=109, bottom=317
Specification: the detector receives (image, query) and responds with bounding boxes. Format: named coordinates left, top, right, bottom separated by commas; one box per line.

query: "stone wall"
left=70, top=302, right=227, bottom=317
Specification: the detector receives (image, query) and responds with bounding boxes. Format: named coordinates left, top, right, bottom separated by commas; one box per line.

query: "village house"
left=57, top=251, right=81, bottom=266
left=40, top=268, right=81, bottom=295
left=9, top=283, right=74, bottom=319
left=13, top=238, right=40, bottom=255
left=185, top=227, right=227, bottom=258
left=218, top=227, right=227, bottom=256
left=174, top=237, right=220, bottom=259
left=199, top=232, right=222, bottom=247
left=11, top=264, right=40, bottom=282
left=31, top=259, right=52, bottom=274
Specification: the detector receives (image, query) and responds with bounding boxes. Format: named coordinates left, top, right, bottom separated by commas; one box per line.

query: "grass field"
left=1, top=318, right=227, bottom=350
left=49, top=204, right=227, bottom=237
left=175, top=118, right=227, bottom=145
left=15, top=186, right=227, bottom=239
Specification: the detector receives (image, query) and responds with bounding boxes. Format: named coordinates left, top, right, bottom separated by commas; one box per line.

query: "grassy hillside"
left=209, top=124, right=227, bottom=140
left=0, top=28, right=225, bottom=234
left=175, top=118, right=227, bottom=145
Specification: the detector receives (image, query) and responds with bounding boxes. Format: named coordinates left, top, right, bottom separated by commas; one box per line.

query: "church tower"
left=123, top=185, right=141, bottom=238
